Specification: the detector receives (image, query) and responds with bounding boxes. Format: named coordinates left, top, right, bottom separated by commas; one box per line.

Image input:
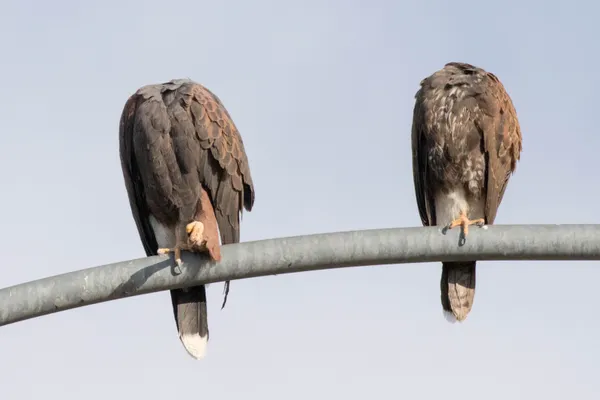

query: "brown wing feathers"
left=184, top=84, right=255, bottom=308
left=188, top=84, right=254, bottom=246
left=411, top=92, right=436, bottom=227
left=481, top=78, right=522, bottom=225
left=411, top=63, right=522, bottom=322
left=119, top=94, right=159, bottom=257
left=119, top=79, right=255, bottom=358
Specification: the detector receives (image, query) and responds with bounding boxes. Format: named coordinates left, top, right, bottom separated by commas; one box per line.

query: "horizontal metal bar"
left=1, top=224, right=599, bottom=326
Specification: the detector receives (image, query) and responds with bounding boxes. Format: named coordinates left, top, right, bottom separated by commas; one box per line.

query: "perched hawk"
left=119, top=79, right=255, bottom=358
left=411, top=62, right=522, bottom=322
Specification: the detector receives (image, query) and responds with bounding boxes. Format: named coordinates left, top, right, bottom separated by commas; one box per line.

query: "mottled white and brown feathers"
left=119, top=79, right=255, bottom=358
left=411, top=62, right=522, bottom=322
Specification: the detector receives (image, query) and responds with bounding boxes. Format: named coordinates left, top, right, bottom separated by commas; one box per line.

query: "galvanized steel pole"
left=1, top=224, right=599, bottom=326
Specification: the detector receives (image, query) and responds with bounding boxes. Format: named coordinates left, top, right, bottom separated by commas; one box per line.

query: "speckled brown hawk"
left=119, top=79, right=255, bottom=358
left=411, top=62, right=522, bottom=322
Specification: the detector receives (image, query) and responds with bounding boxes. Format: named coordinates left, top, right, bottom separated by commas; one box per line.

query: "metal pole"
left=1, top=224, right=599, bottom=326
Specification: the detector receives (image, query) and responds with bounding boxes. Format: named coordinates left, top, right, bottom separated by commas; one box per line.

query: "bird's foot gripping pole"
left=157, top=247, right=184, bottom=267
left=157, top=221, right=208, bottom=267
left=446, top=210, right=485, bottom=237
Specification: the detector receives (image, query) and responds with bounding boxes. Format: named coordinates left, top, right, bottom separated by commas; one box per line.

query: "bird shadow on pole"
left=109, top=259, right=176, bottom=300
left=109, top=252, right=218, bottom=301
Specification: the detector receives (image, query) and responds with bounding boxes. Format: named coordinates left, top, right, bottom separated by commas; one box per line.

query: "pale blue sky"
left=1, top=0, right=599, bottom=398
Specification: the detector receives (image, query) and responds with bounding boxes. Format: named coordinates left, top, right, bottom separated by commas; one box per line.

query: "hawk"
left=411, top=62, right=522, bottom=322
left=119, top=79, right=255, bottom=358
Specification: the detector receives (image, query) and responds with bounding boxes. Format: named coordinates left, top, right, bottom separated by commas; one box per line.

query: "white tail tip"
left=443, top=310, right=458, bottom=324
left=180, top=333, right=208, bottom=359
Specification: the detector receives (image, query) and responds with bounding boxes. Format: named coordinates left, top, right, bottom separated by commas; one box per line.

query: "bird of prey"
left=411, top=62, right=522, bottom=322
left=119, top=78, right=255, bottom=358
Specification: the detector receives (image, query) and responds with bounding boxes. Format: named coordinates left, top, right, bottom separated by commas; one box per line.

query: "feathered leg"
left=157, top=190, right=221, bottom=264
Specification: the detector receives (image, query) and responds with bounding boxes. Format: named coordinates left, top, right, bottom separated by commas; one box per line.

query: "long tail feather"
left=170, top=286, right=209, bottom=359
left=441, top=261, right=476, bottom=323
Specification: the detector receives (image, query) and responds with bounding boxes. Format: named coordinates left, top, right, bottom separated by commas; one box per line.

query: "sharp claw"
left=447, top=212, right=485, bottom=238
left=157, top=247, right=183, bottom=272
left=173, top=258, right=183, bottom=274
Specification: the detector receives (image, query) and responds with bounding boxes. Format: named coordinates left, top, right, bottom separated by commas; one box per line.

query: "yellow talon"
left=157, top=247, right=183, bottom=266
left=447, top=210, right=485, bottom=237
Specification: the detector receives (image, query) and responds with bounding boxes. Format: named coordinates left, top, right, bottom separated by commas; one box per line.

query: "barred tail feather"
left=441, top=261, right=476, bottom=323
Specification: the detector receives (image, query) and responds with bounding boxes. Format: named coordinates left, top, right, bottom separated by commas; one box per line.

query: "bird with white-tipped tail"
left=119, top=79, right=256, bottom=358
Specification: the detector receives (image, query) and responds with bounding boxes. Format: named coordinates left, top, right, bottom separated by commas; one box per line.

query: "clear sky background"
left=1, top=0, right=599, bottom=398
